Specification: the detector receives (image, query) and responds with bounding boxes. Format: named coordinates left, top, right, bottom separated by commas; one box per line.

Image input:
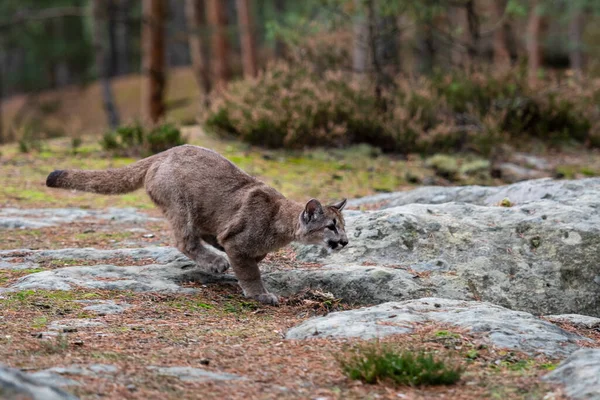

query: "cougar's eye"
left=327, top=219, right=338, bottom=233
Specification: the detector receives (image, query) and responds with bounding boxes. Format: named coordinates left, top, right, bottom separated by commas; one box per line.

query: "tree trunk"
left=141, top=0, right=167, bottom=123
left=447, top=6, right=467, bottom=68
left=366, top=0, right=384, bottom=109
left=465, top=0, right=480, bottom=62
left=0, top=52, right=4, bottom=144
left=54, top=16, right=71, bottom=86
left=206, top=0, right=231, bottom=89
left=107, top=0, right=119, bottom=77
left=273, top=0, right=285, bottom=59
left=352, top=0, right=368, bottom=74
left=116, top=0, right=131, bottom=75
left=418, top=19, right=436, bottom=74
left=169, top=0, right=192, bottom=66
left=396, top=14, right=416, bottom=76
left=92, top=0, right=121, bottom=128
left=492, top=0, right=511, bottom=68
left=185, top=0, right=212, bottom=107
left=236, top=0, right=258, bottom=78
left=568, top=10, right=584, bottom=78
left=526, top=0, right=542, bottom=87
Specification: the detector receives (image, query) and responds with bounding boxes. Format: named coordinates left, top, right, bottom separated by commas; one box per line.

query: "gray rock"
left=2, top=261, right=237, bottom=293
left=35, top=331, right=60, bottom=339
left=286, top=298, right=586, bottom=357
left=544, top=314, right=600, bottom=329
left=492, top=163, right=549, bottom=184
left=48, top=319, right=107, bottom=332
left=82, top=303, right=128, bottom=315
left=76, top=300, right=131, bottom=315
left=292, top=190, right=600, bottom=317
left=265, top=264, right=431, bottom=305
left=543, top=349, right=600, bottom=399
left=0, top=246, right=185, bottom=266
left=147, top=366, right=243, bottom=382
left=28, top=371, right=81, bottom=387
left=349, top=178, right=600, bottom=208
left=0, top=364, right=79, bottom=399
left=0, top=260, right=39, bottom=270
left=40, top=364, right=118, bottom=377
left=511, top=153, right=551, bottom=171
left=0, top=207, right=160, bottom=229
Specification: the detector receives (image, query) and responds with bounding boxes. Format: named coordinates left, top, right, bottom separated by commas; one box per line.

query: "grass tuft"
left=337, top=343, right=463, bottom=386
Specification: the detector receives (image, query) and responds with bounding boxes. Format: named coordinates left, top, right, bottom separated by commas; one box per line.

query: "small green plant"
left=18, top=136, right=44, bottom=153
left=466, top=349, right=479, bottom=360
left=500, top=198, right=513, bottom=207
left=434, top=330, right=460, bottom=339
left=101, top=124, right=144, bottom=153
left=540, top=362, right=557, bottom=371
left=32, top=316, right=48, bottom=329
left=337, top=343, right=463, bottom=386
left=194, top=302, right=213, bottom=310
left=71, top=137, right=82, bottom=152
left=145, top=123, right=186, bottom=154
left=224, top=300, right=259, bottom=313
left=100, top=123, right=185, bottom=156
left=426, top=155, right=459, bottom=180
left=500, top=359, right=535, bottom=371
left=14, top=290, right=36, bottom=301
left=39, top=334, right=69, bottom=354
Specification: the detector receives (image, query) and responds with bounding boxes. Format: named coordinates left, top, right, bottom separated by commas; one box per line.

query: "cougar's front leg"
left=226, top=251, right=278, bottom=306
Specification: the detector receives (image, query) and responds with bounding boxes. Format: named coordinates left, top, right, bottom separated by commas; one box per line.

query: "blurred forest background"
left=1, top=0, right=600, bottom=157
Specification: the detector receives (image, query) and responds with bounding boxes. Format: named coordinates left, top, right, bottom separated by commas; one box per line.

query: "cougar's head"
left=298, top=198, right=348, bottom=250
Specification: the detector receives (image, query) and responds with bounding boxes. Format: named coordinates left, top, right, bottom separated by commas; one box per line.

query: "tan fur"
left=46, top=145, right=348, bottom=305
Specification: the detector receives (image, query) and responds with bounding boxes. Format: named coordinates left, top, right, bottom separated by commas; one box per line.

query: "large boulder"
left=286, top=298, right=587, bottom=358
left=0, top=364, right=78, bottom=400
left=287, top=178, right=600, bottom=317
left=543, top=349, right=600, bottom=399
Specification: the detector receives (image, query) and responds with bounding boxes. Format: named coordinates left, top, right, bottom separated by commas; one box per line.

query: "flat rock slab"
left=0, top=246, right=185, bottom=270
left=37, top=364, right=118, bottom=378
left=75, top=300, right=132, bottom=315
left=544, top=314, right=600, bottom=329
left=48, top=319, right=107, bottom=333
left=349, top=177, right=600, bottom=208
left=147, top=366, right=244, bottom=382
left=1, top=261, right=237, bottom=293
left=0, top=364, right=79, bottom=399
left=543, top=349, right=600, bottom=399
left=265, top=264, right=431, bottom=305
left=286, top=298, right=587, bottom=357
left=0, top=207, right=160, bottom=229
left=28, top=371, right=82, bottom=387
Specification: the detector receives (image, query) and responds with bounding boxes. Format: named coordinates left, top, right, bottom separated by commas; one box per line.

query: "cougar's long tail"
left=46, top=154, right=161, bottom=195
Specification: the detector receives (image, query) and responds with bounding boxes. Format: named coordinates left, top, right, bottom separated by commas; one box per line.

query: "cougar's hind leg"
left=168, top=215, right=230, bottom=274
left=201, top=234, right=225, bottom=252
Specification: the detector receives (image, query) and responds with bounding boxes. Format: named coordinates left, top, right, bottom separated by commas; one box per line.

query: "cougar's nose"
left=340, top=239, right=348, bottom=247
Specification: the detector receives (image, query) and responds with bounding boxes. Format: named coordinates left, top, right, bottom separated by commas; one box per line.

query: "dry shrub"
left=205, top=62, right=600, bottom=155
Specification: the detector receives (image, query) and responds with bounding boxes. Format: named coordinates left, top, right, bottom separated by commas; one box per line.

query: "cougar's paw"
left=197, top=255, right=230, bottom=274
left=253, top=293, right=279, bottom=306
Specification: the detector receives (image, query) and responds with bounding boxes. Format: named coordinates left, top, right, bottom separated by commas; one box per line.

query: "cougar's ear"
left=331, top=198, right=347, bottom=211
left=302, top=199, right=323, bottom=223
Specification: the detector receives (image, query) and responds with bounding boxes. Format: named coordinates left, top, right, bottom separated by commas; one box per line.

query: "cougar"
left=46, top=145, right=348, bottom=305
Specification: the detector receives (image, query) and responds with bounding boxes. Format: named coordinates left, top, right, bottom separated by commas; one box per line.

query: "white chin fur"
left=321, top=242, right=333, bottom=254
